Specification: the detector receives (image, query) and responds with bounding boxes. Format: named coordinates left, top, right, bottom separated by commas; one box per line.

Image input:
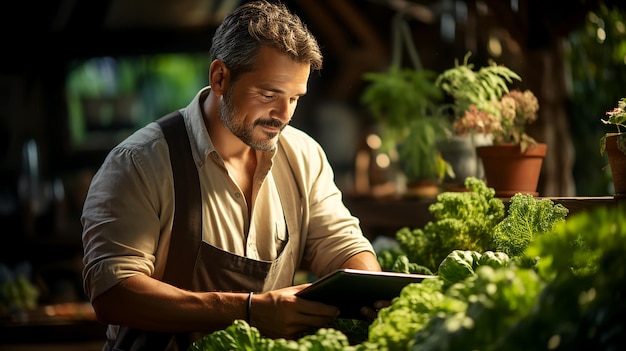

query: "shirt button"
left=235, top=192, right=241, bottom=198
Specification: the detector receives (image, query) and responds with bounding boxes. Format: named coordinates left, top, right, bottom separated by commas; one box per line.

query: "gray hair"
left=209, top=0, right=323, bottom=81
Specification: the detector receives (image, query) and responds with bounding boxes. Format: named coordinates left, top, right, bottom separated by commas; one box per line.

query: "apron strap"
left=158, top=111, right=202, bottom=289
left=109, top=111, right=200, bottom=351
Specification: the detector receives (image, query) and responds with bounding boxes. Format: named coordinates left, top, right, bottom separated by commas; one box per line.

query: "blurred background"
left=0, top=0, right=625, bottom=347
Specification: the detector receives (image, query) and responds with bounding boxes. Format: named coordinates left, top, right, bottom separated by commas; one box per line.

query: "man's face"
left=219, top=46, right=311, bottom=151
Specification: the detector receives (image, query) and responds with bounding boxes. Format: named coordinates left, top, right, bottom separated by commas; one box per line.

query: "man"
left=81, top=1, right=382, bottom=349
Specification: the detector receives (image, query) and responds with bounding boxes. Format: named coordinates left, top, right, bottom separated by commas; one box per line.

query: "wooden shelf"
left=0, top=303, right=105, bottom=345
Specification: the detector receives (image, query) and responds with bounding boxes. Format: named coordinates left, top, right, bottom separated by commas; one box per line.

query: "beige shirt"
left=81, top=87, right=375, bottom=301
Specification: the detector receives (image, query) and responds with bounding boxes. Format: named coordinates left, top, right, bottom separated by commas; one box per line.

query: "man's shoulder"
left=114, top=122, right=166, bottom=152
left=104, top=122, right=171, bottom=172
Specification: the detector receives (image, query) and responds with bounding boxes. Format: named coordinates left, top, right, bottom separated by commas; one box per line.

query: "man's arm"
left=340, top=251, right=382, bottom=272
left=91, top=274, right=339, bottom=340
left=91, top=274, right=244, bottom=332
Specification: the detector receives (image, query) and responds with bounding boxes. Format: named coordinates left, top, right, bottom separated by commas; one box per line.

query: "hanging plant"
left=360, top=13, right=453, bottom=183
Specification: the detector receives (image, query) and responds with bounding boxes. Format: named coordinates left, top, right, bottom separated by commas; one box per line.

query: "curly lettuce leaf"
left=395, top=177, right=505, bottom=271
left=492, top=194, right=568, bottom=258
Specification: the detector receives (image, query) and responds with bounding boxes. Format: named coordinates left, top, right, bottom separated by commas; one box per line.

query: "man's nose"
left=271, top=98, right=293, bottom=123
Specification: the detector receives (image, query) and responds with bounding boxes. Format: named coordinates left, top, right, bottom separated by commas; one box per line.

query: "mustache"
left=254, top=118, right=285, bottom=129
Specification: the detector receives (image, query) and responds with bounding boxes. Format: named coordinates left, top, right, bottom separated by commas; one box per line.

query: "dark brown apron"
left=107, top=111, right=299, bottom=351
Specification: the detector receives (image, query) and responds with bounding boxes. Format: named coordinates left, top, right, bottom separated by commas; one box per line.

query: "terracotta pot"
left=605, top=134, right=626, bottom=198
left=476, top=143, right=547, bottom=197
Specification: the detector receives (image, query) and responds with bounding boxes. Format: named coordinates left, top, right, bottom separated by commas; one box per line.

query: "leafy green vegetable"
left=437, top=250, right=510, bottom=289
left=189, top=319, right=270, bottom=351
left=492, top=194, right=569, bottom=258
left=325, top=318, right=370, bottom=346
left=391, top=255, right=433, bottom=275
left=411, top=266, right=545, bottom=351
left=367, top=278, right=465, bottom=351
left=495, top=204, right=626, bottom=350
left=192, top=191, right=626, bottom=351
left=528, top=203, right=625, bottom=281
left=437, top=250, right=479, bottom=288
left=376, top=247, right=406, bottom=272
left=477, top=251, right=510, bottom=268
left=297, top=328, right=353, bottom=350
left=189, top=320, right=355, bottom=351
left=396, top=177, right=505, bottom=271
left=407, top=204, right=626, bottom=351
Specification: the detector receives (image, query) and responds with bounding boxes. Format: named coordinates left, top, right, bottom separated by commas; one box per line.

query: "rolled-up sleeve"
left=81, top=127, right=174, bottom=301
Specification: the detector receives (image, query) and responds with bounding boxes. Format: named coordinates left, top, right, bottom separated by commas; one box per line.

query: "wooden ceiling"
left=3, top=0, right=616, bottom=50
left=1, top=0, right=621, bottom=87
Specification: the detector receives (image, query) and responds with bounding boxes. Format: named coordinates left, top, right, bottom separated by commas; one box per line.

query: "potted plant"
left=435, top=53, right=545, bottom=197
left=600, top=98, right=626, bottom=198
left=361, top=14, right=453, bottom=197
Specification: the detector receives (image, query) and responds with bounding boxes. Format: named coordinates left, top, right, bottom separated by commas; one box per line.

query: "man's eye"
left=262, top=94, right=275, bottom=100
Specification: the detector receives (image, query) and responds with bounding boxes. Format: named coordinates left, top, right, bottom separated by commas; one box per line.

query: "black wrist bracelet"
left=246, top=292, right=253, bottom=324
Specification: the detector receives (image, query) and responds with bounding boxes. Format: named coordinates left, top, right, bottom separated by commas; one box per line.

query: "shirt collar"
left=182, top=86, right=277, bottom=170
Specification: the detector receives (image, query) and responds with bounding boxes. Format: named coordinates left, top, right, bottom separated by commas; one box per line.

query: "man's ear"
left=209, top=59, right=230, bottom=96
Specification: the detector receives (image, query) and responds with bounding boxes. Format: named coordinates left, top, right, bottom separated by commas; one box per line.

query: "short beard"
left=219, top=86, right=282, bottom=152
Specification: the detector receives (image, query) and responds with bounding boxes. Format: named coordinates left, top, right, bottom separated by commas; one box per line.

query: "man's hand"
left=249, top=284, right=339, bottom=339
left=359, top=300, right=392, bottom=322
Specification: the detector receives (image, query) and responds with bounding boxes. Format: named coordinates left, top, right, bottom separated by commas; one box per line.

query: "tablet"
left=296, top=269, right=436, bottom=320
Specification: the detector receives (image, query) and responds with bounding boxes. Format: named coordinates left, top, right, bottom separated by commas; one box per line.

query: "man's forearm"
left=92, top=274, right=246, bottom=333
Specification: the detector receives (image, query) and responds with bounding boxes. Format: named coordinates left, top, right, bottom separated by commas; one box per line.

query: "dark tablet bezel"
left=296, top=269, right=436, bottom=320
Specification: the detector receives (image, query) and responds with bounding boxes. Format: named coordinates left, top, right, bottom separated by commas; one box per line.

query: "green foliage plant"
left=566, top=5, right=626, bottom=195
left=600, top=97, right=626, bottom=156
left=398, top=115, right=453, bottom=181
left=435, top=52, right=541, bottom=152
left=0, top=262, right=40, bottom=314
left=360, top=13, right=452, bottom=182
left=435, top=52, right=520, bottom=117
left=361, top=67, right=443, bottom=138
